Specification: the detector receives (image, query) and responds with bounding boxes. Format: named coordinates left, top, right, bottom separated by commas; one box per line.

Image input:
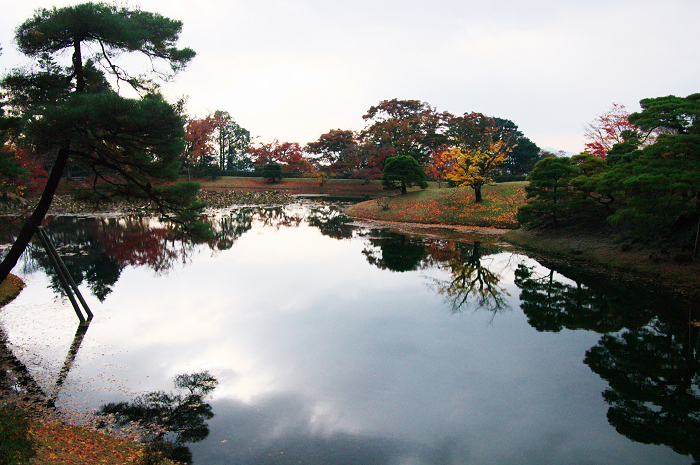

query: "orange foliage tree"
left=424, top=148, right=454, bottom=187
left=183, top=114, right=217, bottom=175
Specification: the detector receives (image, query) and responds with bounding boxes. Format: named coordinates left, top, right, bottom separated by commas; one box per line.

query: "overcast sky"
left=1, top=0, right=699, bottom=153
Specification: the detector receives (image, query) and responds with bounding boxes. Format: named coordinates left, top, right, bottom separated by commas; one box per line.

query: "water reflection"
left=0, top=322, right=89, bottom=409
left=2, top=203, right=700, bottom=464
left=515, top=260, right=700, bottom=464
left=431, top=241, right=509, bottom=315
left=362, top=231, right=426, bottom=272
left=586, top=318, right=700, bottom=463
left=98, top=371, right=218, bottom=464
left=305, top=205, right=355, bottom=240
left=514, top=263, right=655, bottom=333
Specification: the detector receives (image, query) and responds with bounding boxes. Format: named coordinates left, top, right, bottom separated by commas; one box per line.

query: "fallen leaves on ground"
left=30, top=421, right=150, bottom=465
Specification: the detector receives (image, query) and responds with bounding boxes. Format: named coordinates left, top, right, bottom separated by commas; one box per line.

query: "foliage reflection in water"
left=0, top=202, right=698, bottom=464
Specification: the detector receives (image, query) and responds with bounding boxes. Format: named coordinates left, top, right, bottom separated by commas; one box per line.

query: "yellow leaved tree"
left=446, top=139, right=513, bottom=202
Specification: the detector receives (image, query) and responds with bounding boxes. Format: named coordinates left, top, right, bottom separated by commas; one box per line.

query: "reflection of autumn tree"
left=305, top=205, right=355, bottom=240
left=362, top=231, right=426, bottom=272
left=98, top=371, right=218, bottom=465
left=584, top=318, right=700, bottom=463
left=23, top=206, right=310, bottom=301
left=95, top=217, right=180, bottom=273
left=514, top=263, right=653, bottom=333
left=432, top=242, right=508, bottom=314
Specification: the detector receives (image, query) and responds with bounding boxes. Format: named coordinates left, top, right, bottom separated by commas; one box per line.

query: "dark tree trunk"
left=401, top=181, right=407, bottom=194
left=0, top=145, right=70, bottom=285
left=474, top=185, right=482, bottom=202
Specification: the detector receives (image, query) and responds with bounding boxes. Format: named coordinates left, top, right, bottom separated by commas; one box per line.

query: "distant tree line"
left=181, top=99, right=543, bottom=191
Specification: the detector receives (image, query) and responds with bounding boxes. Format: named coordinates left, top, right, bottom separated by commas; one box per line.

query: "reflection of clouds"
left=191, top=394, right=475, bottom=465
left=2, top=209, right=691, bottom=465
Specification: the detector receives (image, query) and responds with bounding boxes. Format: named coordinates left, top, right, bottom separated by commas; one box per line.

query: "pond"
left=1, top=202, right=699, bottom=464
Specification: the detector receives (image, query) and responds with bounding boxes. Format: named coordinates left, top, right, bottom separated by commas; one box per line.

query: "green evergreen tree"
left=261, top=163, right=283, bottom=183
left=599, top=94, right=700, bottom=235
left=518, top=157, right=577, bottom=227
left=0, top=3, right=197, bottom=285
left=381, top=155, right=428, bottom=194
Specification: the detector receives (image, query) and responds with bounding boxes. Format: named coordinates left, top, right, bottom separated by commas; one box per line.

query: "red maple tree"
left=583, top=103, right=638, bottom=159
left=249, top=140, right=311, bottom=173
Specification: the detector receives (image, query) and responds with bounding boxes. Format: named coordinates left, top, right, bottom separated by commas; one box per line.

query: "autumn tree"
left=183, top=114, right=217, bottom=175
left=424, top=148, right=455, bottom=188
left=305, top=129, right=358, bottom=175
left=249, top=140, right=311, bottom=174
left=0, top=110, right=30, bottom=201
left=0, top=2, right=197, bottom=285
left=359, top=99, right=448, bottom=176
left=445, top=112, right=495, bottom=152
left=583, top=103, right=644, bottom=159
left=446, top=139, right=512, bottom=203
left=381, top=155, right=428, bottom=194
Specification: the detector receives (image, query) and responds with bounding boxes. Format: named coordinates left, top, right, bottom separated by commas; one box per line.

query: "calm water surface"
left=1, top=202, right=698, bottom=464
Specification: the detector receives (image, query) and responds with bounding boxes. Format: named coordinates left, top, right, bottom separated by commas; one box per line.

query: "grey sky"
left=1, top=0, right=698, bottom=152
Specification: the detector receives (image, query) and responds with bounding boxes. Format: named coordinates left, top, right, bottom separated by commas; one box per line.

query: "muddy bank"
left=502, top=227, right=700, bottom=295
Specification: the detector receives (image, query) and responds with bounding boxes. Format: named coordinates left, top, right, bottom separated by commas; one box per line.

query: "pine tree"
left=0, top=3, right=197, bottom=285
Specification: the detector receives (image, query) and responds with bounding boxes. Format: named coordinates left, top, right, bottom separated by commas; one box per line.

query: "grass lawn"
left=345, top=182, right=527, bottom=229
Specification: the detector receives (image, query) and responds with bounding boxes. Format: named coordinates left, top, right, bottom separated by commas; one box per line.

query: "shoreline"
left=345, top=211, right=700, bottom=296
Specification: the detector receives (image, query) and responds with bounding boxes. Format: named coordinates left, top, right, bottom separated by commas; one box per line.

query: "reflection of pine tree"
left=362, top=231, right=426, bottom=272
left=585, top=319, right=700, bottom=463
left=28, top=217, right=124, bottom=302
left=433, top=242, right=508, bottom=314
left=305, top=205, right=355, bottom=240
left=514, top=264, right=652, bottom=333
left=98, top=371, right=218, bottom=465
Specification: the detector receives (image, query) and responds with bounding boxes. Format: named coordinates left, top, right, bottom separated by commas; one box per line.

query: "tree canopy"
left=518, top=92, right=700, bottom=243
left=0, top=2, right=197, bottom=285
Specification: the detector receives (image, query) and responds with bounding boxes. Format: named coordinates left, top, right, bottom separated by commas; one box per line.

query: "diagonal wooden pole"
left=35, top=227, right=93, bottom=323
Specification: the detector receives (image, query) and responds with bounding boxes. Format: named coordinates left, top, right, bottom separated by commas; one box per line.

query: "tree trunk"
left=401, top=181, right=407, bottom=194
left=474, top=185, right=482, bottom=202
left=0, top=145, right=70, bottom=285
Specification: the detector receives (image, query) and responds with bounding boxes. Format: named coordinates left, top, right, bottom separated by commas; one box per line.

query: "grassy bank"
left=345, top=182, right=527, bottom=229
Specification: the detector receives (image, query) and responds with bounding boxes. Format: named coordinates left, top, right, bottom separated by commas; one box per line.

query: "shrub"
left=261, top=163, right=283, bottom=183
